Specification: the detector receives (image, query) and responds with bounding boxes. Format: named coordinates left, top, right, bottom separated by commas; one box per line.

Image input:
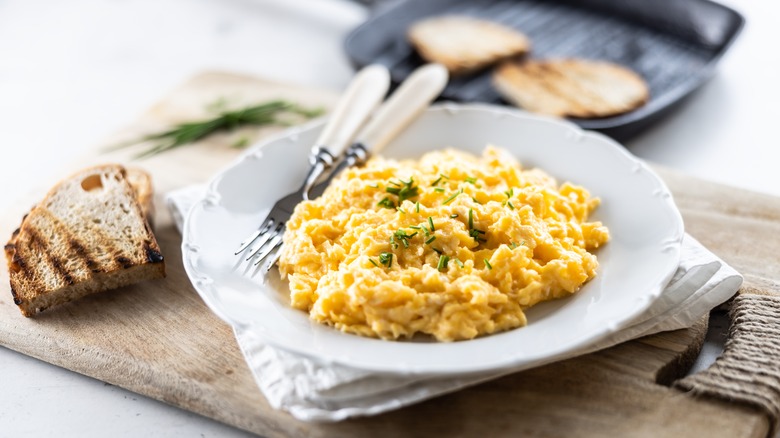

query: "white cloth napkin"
left=167, top=185, right=743, bottom=422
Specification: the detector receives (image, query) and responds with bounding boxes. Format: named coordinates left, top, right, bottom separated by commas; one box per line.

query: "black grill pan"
left=344, top=0, right=744, bottom=141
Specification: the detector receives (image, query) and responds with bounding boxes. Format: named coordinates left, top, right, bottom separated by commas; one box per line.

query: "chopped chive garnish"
left=433, top=247, right=443, bottom=255
left=472, top=197, right=481, bottom=204
left=400, top=187, right=418, bottom=202
left=393, top=229, right=417, bottom=248
left=385, top=177, right=419, bottom=203
left=432, top=174, right=449, bottom=187
left=397, top=206, right=406, bottom=214
left=410, top=225, right=422, bottom=230
left=379, top=252, right=393, bottom=267
left=443, top=188, right=462, bottom=205
left=467, top=208, right=486, bottom=243
left=415, top=201, right=420, bottom=213
left=469, top=229, right=487, bottom=242
left=377, top=197, right=396, bottom=209
left=465, top=176, right=477, bottom=184
left=421, top=224, right=430, bottom=237
left=428, top=217, right=435, bottom=232
left=453, top=258, right=464, bottom=268
left=510, top=242, right=518, bottom=249
left=369, top=258, right=379, bottom=267
left=450, top=214, right=458, bottom=218
left=389, top=235, right=397, bottom=249
left=484, top=259, right=493, bottom=270
left=434, top=187, right=445, bottom=193
left=437, top=255, right=450, bottom=271
left=425, top=236, right=437, bottom=245
left=503, top=188, right=515, bottom=209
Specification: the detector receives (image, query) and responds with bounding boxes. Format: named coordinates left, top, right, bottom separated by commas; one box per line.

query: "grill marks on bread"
left=408, top=16, right=531, bottom=75
left=493, top=59, right=650, bottom=118
left=12, top=211, right=126, bottom=287
left=5, top=165, right=165, bottom=316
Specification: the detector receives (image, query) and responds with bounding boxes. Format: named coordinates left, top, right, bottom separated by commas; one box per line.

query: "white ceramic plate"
left=182, top=104, right=684, bottom=375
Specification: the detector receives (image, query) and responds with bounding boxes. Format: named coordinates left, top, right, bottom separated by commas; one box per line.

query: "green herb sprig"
left=468, top=208, right=487, bottom=243
left=503, top=188, right=515, bottom=209
left=110, top=100, right=323, bottom=159
left=437, top=254, right=450, bottom=271
left=379, top=252, right=394, bottom=268
left=391, top=229, right=417, bottom=249
left=431, top=174, right=449, bottom=187
left=377, top=197, right=396, bottom=209
left=386, top=177, right=419, bottom=203
left=443, top=188, right=463, bottom=205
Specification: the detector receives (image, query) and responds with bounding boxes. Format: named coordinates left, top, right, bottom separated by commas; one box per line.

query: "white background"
left=0, top=0, right=777, bottom=436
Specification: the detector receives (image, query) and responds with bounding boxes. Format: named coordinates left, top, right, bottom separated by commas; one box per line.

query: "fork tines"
left=236, top=218, right=286, bottom=275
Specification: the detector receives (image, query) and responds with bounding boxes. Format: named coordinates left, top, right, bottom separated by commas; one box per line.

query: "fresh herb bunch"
left=112, top=100, right=323, bottom=159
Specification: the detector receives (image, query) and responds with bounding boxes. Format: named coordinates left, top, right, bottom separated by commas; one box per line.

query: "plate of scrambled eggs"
left=183, top=104, right=684, bottom=375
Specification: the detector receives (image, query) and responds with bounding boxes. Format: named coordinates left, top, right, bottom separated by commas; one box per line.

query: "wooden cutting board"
left=0, top=72, right=775, bottom=438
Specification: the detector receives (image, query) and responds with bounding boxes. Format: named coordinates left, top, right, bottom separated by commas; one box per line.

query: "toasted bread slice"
left=125, top=167, right=155, bottom=221
left=408, top=16, right=531, bottom=75
left=5, top=165, right=165, bottom=317
left=3, top=167, right=154, bottom=260
left=493, top=59, right=650, bottom=118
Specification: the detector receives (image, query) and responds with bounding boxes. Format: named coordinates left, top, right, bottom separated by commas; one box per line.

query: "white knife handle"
left=312, top=64, right=390, bottom=162
left=355, top=63, right=449, bottom=153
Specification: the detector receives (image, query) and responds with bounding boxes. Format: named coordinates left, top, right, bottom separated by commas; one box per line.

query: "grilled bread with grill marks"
left=4, top=168, right=154, bottom=258
left=408, top=16, right=531, bottom=75
left=493, top=59, right=650, bottom=118
left=4, top=165, right=165, bottom=317
left=125, top=167, right=155, bottom=223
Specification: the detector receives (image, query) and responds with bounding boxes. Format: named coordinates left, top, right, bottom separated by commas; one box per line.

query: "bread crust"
left=126, top=167, right=155, bottom=224
left=5, top=164, right=165, bottom=317
left=493, top=59, right=650, bottom=118
left=408, top=16, right=531, bottom=75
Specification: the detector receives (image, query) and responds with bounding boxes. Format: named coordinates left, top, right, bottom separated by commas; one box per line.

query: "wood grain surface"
left=0, top=72, right=773, bottom=437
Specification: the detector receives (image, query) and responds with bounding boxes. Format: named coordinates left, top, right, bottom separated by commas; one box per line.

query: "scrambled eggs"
left=279, top=147, right=609, bottom=341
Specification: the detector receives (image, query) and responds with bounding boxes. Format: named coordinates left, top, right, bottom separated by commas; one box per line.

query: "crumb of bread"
left=493, top=58, right=650, bottom=118
left=5, top=165, right=165, bottom=317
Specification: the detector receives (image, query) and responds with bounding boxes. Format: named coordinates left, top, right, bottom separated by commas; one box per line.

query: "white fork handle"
left=314, top=64, right=390, bottom=159
left=355, top=63, right=449, bottom=153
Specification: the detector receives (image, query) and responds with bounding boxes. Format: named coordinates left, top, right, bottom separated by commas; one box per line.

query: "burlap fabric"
left=676, top=287, right=780, bottom=436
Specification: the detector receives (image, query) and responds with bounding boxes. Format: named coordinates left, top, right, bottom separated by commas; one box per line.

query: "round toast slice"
left=408, top=16, right=531, bottom=75
left=493, top=59, right=650, bottom=118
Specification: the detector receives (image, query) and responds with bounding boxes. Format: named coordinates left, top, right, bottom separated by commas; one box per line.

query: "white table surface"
left=0, top=0, right=777, bottom=436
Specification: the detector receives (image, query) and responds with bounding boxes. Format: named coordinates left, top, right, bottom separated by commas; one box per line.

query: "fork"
left=237, top=63, right=449, bottom=273
left=234, top=64, right=391, bottom=267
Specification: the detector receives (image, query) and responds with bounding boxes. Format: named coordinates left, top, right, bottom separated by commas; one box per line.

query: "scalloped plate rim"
left=181, top=103, right=684, bottom=376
